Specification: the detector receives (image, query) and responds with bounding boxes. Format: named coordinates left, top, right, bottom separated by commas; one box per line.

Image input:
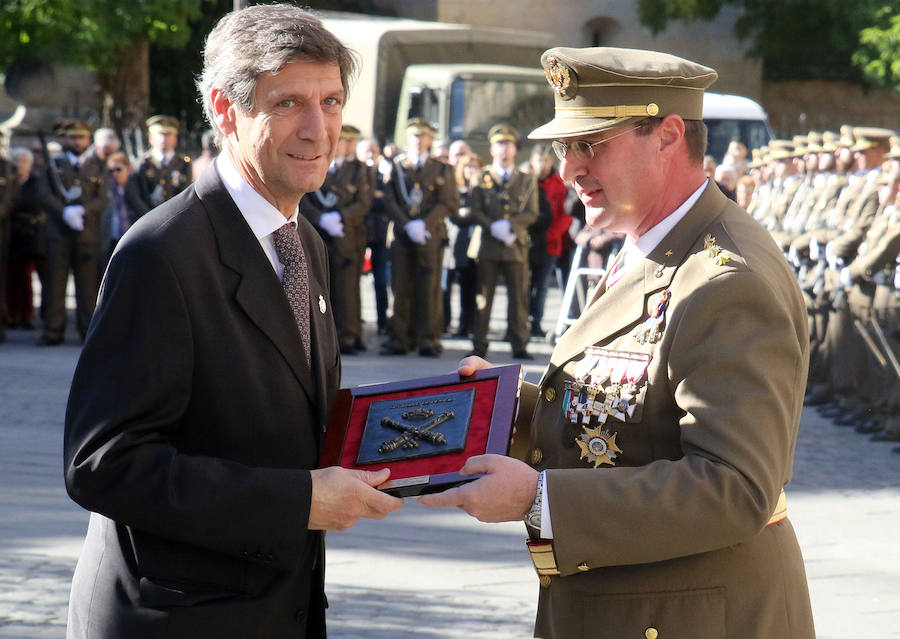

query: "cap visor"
left=528, top=116, right=636, bottom=140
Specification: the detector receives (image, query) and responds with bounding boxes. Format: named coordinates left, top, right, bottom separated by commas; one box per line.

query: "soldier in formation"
left=743, top=126, right=900, bottom=451
left=380, top=119, right=458, bottom=357
left=301, top=124, right=373, bottom=354
left=135, top=115, right=192, bottom=211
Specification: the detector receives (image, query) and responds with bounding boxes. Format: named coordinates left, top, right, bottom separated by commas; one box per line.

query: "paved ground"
left=0, top=277, right=898, bottom=638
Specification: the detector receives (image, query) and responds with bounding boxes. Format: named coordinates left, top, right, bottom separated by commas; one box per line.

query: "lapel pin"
left=318, top=295, right=327, bottom=314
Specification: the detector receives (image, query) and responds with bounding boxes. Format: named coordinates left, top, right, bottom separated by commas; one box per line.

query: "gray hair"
left=197, top=4, right=357, bottom=146
left=93, top=127, right=119, bottom=147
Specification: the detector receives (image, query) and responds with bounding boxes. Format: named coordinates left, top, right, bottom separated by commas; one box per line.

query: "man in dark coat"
left=63, top=6, right=402, bottom=638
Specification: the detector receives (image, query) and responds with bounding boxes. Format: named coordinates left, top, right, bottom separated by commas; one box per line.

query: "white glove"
left=809, top=237, right=820, bottom=261
left=404, top=218, right=431, bottom=245
left=787, top=245, right=799, bottom=268
left=490, top=219, right=514, bottom=243
left=825, top=241, right=841, bottom=270
left=62, top=205, right=85, bottom=231
left=319, top=211, right=344, bottom=237
left=839, top=266, right=853, bottom=288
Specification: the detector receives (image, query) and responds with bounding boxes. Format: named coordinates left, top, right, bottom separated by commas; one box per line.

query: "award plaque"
left=320, top=364, right=522, bottom=497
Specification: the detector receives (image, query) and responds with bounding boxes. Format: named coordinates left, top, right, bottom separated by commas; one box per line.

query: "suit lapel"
left=196, top=168, right=317, bottom=403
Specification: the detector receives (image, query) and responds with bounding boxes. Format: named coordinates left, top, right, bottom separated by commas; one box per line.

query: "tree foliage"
left=637, top=0, right=896, bottom=84
left=0, top=0, right=205, bottom=73
left=854, top=6, right=900, bottom=90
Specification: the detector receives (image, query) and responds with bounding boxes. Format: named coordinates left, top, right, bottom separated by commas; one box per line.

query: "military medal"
left=633, top=289, right=671, bottom=345
left=576, top=426, right=621, bottom=467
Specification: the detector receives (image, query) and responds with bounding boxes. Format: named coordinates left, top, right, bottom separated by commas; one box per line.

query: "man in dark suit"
left=422, top=47, right=815, bottom=638
left=63, top=6, right=402, bottom=638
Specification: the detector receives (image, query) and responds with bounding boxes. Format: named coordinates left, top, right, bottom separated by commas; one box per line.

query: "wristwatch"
left=525, top=472, right=544, bottom=531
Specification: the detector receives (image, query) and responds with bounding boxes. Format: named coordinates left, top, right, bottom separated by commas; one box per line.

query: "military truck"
left=319, top=12, right=556, bottom=157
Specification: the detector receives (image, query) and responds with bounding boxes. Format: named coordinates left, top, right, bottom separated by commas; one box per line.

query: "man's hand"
left=417, top=454, right=537, bottom=523
left=308, top=466, right=402, bottom=531
left=457, top=355, right=492, bottom=377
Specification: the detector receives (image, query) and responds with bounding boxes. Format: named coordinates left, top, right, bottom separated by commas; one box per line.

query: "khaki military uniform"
left=470, top=166, right=539, bottom=356
left=383, top=155, right=458, bottom=353
left=301, top=158, right=373, bottom=350
left=39, top=147, right=109, bottom=342
left=135, top=152, right=192, bottom=210
left=513, top=184, right=815, bottom=639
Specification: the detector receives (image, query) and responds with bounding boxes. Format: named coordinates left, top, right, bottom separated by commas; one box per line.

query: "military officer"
left=135, top=115, right=192, bottom=210
left=381, top=119, right=458, bottom=356
left=469, top=124, right=539, bottom=359
left=37, top=119, right=109, bottom=345
left=301, top=124, right=373, bottom=353
left=0, top=144, right=18, bottom=342
left=421, top=47, right=815, bottom=639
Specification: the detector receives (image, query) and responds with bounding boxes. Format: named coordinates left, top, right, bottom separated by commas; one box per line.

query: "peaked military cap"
left=406, top=118, right=436, bottom=136
left=489, top=124, right=519, bottom=144
left=340, top=124, right=361, bottom=139
left=820, top=131, right=840, bottom=152
left=885, top=135, right=900, bottom=160
left=146, top=115, right=179, bottom=133
left=837, top=125, right=856, bottom=149
left=790, top=135, right=808, bottom=157
left=805, top=131, right=823, bottom=152
left=850, top=126, right=894, bottom=152
left=528, top=46, right=718, bottom=140
left=55, top=119, right=91, bottom=137
left=768, top=139, right=795, bottom=161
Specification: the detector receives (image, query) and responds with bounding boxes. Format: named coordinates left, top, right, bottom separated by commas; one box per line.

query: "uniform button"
left=295, top=609, right=307, bottom=624
left=543, top=387, right=556, bottom=402
left=645, top=628, right=659, bottom=639
left=539, top=575, right=552, bottom=588
left=577, top=562, right=590, bottom=571
left=530, top=448, right=543, bottom=465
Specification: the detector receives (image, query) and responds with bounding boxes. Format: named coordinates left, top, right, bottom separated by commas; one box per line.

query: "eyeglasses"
left=551, top=122, right=646, bottom=162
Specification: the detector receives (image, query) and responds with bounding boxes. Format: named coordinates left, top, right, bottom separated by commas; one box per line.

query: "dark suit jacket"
left=64, top=166, right=340, bottom=638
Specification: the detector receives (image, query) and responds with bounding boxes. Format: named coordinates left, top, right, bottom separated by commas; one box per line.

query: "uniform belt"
left=527, top=489, right=787, bottom=584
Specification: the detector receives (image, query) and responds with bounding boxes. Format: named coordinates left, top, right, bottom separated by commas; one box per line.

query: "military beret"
left=55, top=119, right=91, bottom=137
left=850, top=126, right=894, bottom=152
left=406, top=118, right=436, bottom=136
left=768, top=139, right=795, bottom=161
left=528, top=46, right=718, bottom=140
left=146, top=115, right=179, bottom=133
left=488, top=124, right=519, bottom=144
left=340, top=124, right=361, bottom=140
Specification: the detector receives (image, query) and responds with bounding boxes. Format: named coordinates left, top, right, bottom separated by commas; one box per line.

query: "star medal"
left=704, top=234, right=731, bottom=266
left=633, top=289, right=671, bottom=345
left=576, top=426, right=622, bottom=467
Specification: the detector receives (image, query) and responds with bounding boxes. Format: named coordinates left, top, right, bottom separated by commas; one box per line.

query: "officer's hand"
left=308, top=466, right=403, bottom=531
left=458, top=356, right=492, bottom=377
left=417, top=454, right=537, bottom=523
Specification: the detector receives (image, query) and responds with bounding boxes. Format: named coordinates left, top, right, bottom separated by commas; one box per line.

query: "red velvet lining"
left=339, top=379, right=498, bottom=479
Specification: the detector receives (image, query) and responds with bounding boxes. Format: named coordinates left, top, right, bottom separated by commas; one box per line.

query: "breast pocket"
left=583, top=587, right=726, bottom=639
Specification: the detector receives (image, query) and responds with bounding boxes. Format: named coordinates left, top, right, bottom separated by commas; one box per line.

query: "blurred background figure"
left=722, top=137, right=749, bottom=176
left=191, top=129, right=219, bottom=181
left=358, top=137, right=392, bottom=335
left=736, top=174, right=756, bottom=210
left=448, top=151, right=482, bottom=338
left=527, top=142, right=570, bottom=339
left=6, top=147, right=45, bottom=331
left=99, top=151, right=147, bottom=274
left=715, top=164, right=738, bottom=201
left=135, top=115, right=192, bottom=210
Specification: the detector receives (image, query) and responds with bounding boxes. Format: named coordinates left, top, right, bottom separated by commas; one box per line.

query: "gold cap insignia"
left=544, top=56, right=576, bottom=100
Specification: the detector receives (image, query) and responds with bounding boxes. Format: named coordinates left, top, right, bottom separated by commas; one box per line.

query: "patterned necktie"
left=272, top=222, right=311, bottom=364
